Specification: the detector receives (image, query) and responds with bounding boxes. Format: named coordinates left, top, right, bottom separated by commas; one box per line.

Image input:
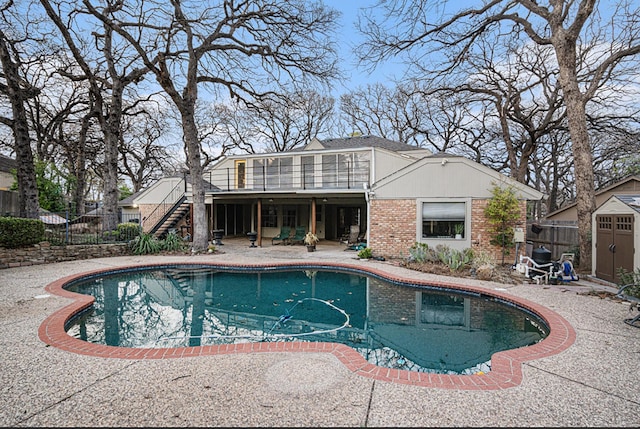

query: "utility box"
left=513, top=227, right=525, bottom=243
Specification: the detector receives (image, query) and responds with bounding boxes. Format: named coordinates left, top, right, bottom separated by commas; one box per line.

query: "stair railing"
left=144, top=179, right=186, bottom=233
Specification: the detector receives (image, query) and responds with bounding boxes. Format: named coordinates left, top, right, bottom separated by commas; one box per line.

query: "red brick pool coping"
left=39, top=261, right=576, bottom=390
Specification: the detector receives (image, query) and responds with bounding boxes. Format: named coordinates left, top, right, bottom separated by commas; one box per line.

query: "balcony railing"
left=204, top=159, right=371, bottom=192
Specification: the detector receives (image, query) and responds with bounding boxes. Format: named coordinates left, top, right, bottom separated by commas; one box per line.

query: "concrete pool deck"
left=1, top=238, right=639, bottom=427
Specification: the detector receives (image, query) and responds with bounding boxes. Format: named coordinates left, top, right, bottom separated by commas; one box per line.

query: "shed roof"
left=546, top=175, right=640, bottom=219
left=0, top=154, right=16, bottom=173
left=610, top=194, right=640, bottom=214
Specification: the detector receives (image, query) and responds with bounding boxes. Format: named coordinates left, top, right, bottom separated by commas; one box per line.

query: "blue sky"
left=323, top=0, right=406, bottom=95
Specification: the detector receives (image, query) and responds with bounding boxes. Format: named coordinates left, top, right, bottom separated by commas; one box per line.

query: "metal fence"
left=1, top=211, right=142, bottom=245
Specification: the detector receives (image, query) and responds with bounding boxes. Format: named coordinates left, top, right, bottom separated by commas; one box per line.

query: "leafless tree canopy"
left=79, top=0, right=341, bottom=250
left=355, top=0, right=640, bottom=268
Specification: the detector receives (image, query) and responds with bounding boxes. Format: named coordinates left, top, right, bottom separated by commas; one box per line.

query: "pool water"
left=65, top=265, right=548, bottom=374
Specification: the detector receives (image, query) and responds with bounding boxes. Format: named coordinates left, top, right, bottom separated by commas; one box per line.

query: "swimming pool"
left=61, top=263, right=548, bottom=375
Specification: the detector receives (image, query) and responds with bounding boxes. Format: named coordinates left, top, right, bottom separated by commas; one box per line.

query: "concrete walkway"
left=1, top=239, right=639, bottom=427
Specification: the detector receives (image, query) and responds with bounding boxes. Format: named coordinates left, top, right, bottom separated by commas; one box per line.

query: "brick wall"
left=368, top=198, right=528, bottom=262
left=471, top=199, right=528, bottom=263
left=368, top=199, right=416, bottom=258
left=0, top=242, right=129, bottom=269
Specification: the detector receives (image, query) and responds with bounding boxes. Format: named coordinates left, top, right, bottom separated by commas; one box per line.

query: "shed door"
left=596, top=214, right=634, bottom=283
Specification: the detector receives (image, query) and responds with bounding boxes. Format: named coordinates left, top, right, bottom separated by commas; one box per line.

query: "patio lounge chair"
left=616, top=283, right=640, bottom=328
left=347, top=225, right=360, bottom=245
left=289, top=226, right=306, bottom=245
left=271, top=226, right=292, bottom=245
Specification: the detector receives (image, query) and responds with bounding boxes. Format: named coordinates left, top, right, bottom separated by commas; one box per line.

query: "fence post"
left=65, top=209, right=69, bottom=244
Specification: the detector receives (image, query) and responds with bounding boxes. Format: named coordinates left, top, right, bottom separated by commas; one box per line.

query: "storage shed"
left=592, top=194, right=640, bottom=283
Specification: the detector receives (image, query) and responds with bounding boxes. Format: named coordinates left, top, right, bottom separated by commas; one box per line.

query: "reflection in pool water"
left=65, top=265, right=548, bottom=374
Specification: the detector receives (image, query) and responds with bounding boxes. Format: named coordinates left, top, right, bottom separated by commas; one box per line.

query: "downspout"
left=365, top=184, right=372, bottom=245
left=366, top=147, right=375, bottom=244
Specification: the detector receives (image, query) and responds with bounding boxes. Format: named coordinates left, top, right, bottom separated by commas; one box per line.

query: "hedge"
left=0, top=217, right=45, bottom=248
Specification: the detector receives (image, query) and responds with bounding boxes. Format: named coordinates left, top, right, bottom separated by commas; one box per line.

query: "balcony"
left=203, top=156, right=371, bottom=193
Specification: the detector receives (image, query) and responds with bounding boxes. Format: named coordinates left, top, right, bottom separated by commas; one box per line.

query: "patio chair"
left=271, top=226, right=292, bottom=246
left=347, top=224, right=360, bottom=245
left=289, top=226, right=307, bottom=245
left=616, top=283, right=640, bottom=328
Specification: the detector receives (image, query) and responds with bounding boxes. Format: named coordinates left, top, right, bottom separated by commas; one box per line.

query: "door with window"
left=235, top=160, right=246, bottom=189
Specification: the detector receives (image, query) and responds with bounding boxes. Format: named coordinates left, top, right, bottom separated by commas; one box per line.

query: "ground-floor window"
left=261, top=205, right=277, bottom=227
left=282, top=206, right=297, bottom=227
left=421, top=201, right=466, bottom=239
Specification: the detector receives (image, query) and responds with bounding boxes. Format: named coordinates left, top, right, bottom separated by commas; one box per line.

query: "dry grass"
left=400, top=260, right=526, bottom=285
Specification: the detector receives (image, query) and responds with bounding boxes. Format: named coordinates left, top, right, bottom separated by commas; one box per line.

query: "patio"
left=0, top=239, right=638, bottom=426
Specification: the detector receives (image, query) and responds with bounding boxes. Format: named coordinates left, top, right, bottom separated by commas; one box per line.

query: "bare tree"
left=357, top=0, right=640, bottom=269
left=201, top=100, right=262, bottom=156
left=23, top=61, right=101, bottom=216
left=41, top=0, right=150, bottom=231
left=84, top=0, right=340, bottom=251
left=339, top=83, right=430, bottom=148
left=0, top=3, right=40, bottom=218
left=251, top=90, right=335, bottom=152
left=119, top=106, right=176, bottom=192
left=217, top=90, right=335, bottom=153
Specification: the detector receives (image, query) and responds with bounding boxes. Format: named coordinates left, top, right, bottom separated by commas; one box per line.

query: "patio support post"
left=210, top=198, right=214, bottom=240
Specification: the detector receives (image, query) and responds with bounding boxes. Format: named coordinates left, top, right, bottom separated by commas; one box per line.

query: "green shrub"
left=162, top=230, right=186, bottom=252
left=0, top=217, right=45, bottom=248
left=435, top=245, right=473, bottom=272
left=116, top=222, right=142, bottom=241
left=408, top=242, right=447, bottom=263
left=129, top=232, right=162, bottom=255
left=484, top=182, right=521, bottom=264
left=408, top=242, right=430, bottom=263
left=357, top=247, right=373, bottom=259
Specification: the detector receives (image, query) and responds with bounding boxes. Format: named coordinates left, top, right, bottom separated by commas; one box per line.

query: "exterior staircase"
left=143, top=178, right=191, bottom=239
left=150, top=196, right=190, bottom=239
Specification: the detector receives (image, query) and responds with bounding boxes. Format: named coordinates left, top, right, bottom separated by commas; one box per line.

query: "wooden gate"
left=596, top=214, right=634, bottom=283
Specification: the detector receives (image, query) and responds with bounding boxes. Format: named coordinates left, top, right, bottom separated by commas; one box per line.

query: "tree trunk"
left=181, top=109, right=208, bottom=252
left=0, top=32, right=39, bottom=218
left=553, top=39, right=596, bottom=271
left=72, top=113, right=92, bottom=216
left=102, top=86, right=123, bottom=232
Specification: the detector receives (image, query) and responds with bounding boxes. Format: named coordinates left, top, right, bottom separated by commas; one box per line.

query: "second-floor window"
left=265, top=157, right=293, bottom=189
left=252, top=158, right=292, bottom=190
left=322, top=153, right=369, bottom=189
left=250, top=152, right=369, bottom=190
left=302, top=156, right=315, bottom=189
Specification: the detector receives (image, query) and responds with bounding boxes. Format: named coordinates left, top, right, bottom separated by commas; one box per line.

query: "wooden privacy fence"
left=0, top=190, right=19, bottom=215
left=526, top=221, right=579, bottom=262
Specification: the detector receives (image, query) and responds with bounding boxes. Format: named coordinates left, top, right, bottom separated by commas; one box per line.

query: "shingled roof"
left=0, top=154, right=16, bottom=173
left=311, top=135, right=423, bottom=152
left=614, top=194, right=640, bottom=214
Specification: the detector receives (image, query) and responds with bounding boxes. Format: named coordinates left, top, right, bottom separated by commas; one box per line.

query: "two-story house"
left=133, top=135, right=543, bottom=260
